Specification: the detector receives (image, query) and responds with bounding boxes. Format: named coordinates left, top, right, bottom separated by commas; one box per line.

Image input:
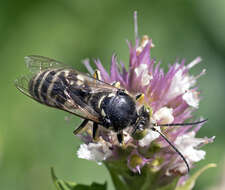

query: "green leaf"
left=175, top=163, right=217, bottom=190
left=51, top=167, right=107, bottom=190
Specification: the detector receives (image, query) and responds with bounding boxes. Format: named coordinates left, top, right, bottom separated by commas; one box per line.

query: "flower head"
left=76, top=12, right=214, bottom=189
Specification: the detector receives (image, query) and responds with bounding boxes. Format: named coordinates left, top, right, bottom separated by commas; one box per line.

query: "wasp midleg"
left=73, top=70, right=102, bottom=139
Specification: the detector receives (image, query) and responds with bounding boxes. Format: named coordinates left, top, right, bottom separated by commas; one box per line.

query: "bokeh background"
left=0, top=0, right=225, bottom=190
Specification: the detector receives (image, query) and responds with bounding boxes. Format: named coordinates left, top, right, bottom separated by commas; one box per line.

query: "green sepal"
left=175, top=163, right=217, bottom=190
left=156, top=178, right=179, bottom=190
left=51, top=167, right=107, bottom=190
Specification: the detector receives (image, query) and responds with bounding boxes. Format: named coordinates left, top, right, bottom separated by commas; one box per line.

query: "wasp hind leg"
left=73, top=119, right=89, bottom=135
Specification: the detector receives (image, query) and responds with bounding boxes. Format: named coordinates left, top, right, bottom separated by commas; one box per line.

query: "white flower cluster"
left=167, top=131, right=214, bottom=174
left=175, top=131, right=206, bottom=163
left=77, top=141, right=112, bottom=163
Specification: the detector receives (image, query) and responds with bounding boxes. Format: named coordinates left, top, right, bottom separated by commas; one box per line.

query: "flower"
left=77, top=140, right=113, bottom=163
left=76, top=12, right=214, bottom=190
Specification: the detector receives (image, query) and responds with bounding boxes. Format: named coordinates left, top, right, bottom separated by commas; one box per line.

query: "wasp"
left=15, top=55, right=207, bottom=172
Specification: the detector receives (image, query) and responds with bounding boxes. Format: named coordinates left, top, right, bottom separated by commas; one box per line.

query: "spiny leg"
left=93, top=122, right=99, bottom=140
left=73, top=119, right=89, bottom=135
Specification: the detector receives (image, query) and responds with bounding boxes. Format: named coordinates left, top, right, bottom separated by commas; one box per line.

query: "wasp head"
left=132, top=105, right=152, bottom=135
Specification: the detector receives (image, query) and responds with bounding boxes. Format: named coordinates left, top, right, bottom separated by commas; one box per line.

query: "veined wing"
left=25, top=55, right=120, bottom=93
left=15, top=75, right=33, bottom=98
left=15, top=72, right=101, bottom=123
left=15, top=55, right=119, bottom=123
left=66, top=69, right=119, bottom=94
left=25, top=55, right=66, bottom=73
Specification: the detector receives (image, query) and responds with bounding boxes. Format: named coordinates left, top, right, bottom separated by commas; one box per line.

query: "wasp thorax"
left=100, top=91, right=138, bottom=132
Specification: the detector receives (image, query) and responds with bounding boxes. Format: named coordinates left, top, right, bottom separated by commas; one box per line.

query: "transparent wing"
left=54, top=90, right=101, bottom=123
left=25, top=55, right=66, bottom=73
left=25, top=55, right=119, bottom=92
left=15, top=75, right=32, bottom=98
left=67, top=70, right=119, bottom=94
left=16, top=55, right=66, bottom=97
left=15, top=74, right=101, bottom=123
left=15, top=55, right=121, bottom=123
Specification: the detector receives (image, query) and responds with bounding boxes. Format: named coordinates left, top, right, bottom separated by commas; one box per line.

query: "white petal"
left=134, top=64, right=153, bottom=86
left=166, top=64, right=196, bottom=100
left=139, top=127, right=161, bottom=147
left=135, top=64, right=148, bottom=76
left=182, top=90, right=199, bottom=108
left=77, top=142, right=112, bottom=162
left=187, top=57, right=202, bottom=69
left=77, top=144, right=92, bottom=160
left=175, top=132, right=206, bottom=163
left=153, top=107, right=174, bottom=124
left=184, top=147, right=205, bottom=162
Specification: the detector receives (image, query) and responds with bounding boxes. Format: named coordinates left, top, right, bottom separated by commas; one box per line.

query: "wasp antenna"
left=154, top=119, right=208, bottom=127
left=151, top=127, right=190, bottom=173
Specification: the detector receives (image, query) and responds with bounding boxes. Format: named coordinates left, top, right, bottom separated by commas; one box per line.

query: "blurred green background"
left=0, top=0, right=225, bottom=189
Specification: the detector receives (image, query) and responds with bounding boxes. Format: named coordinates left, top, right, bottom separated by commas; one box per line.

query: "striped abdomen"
left=28, top=69, right=71, bottom=107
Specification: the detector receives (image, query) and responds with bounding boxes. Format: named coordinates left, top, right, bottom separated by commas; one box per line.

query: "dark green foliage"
left=51, top=168, right=107, bottom=190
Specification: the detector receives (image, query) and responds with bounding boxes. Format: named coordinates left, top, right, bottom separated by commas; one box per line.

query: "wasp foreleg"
left=73, top=119, right=89, bottom=135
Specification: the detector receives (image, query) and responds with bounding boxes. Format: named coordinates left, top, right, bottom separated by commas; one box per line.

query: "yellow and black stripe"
left=29, top=69, right=71, bottom=107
